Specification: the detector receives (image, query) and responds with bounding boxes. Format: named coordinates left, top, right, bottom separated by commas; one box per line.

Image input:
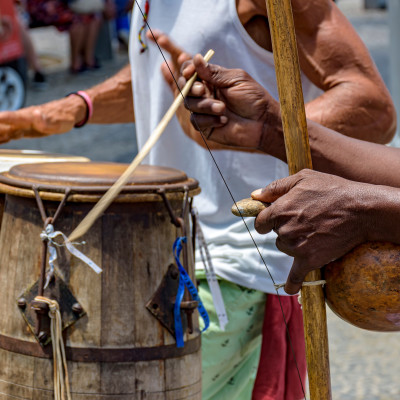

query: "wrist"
left=359, top=184, right=400, bottom=243
left=258, top=105, right=286, bottom=161
left=66, top=91, right=93, bottom=128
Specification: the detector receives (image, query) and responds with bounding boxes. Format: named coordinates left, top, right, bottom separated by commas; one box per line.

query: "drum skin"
left=0, top=150, right=89, bottom=232
left=324, top=241, right=400, bottom=332
left=0, top=162, right=201, bottom=399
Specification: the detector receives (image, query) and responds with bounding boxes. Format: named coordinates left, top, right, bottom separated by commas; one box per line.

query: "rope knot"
left=40, top=224, right=55, bottom=242
left=39, top=225, right=102, bottom=275
left=48, top=301, right=59, bottom=315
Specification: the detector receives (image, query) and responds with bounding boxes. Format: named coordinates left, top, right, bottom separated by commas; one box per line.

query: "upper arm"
left=292, top=0, right=396, bottom=143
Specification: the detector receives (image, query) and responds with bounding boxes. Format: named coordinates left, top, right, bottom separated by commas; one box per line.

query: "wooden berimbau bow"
left=263, top=1, right=332, bottom=398
left=237, top=1, right=400, bottom=398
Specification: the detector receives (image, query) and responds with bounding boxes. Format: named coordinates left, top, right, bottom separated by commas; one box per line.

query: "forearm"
left=262, top=112, right=400, bottom=188
left=85, top=64, right=134, bottom=124
left=305, top=79, right=396, bottom=144
left=308, top=120, right=400, bottom=187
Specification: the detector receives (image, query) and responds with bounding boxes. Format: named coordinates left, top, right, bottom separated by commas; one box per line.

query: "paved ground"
left=0, top=1, right=399, bottom=399
left=0, top=28, right=135, bottom=162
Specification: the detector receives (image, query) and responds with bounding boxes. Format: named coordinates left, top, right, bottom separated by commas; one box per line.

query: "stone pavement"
left=0, top=1, right=399, bottom=399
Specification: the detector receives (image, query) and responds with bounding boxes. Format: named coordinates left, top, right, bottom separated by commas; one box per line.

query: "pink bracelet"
left=67, top=91, right=93, bottom=128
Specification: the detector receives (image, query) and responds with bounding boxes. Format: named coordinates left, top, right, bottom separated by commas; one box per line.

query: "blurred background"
left=0, top=0, right=398, bottom=399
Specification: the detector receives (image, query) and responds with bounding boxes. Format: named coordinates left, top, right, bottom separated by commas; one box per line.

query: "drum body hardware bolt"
left=72, top=303, right=83, bottom=314
left=38, top=331, right=48, bottom=343
left=17, top=298, right=27, bottom=309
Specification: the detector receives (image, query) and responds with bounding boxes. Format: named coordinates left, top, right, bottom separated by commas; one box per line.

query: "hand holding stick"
left=69, top=49, right=215, bottom=242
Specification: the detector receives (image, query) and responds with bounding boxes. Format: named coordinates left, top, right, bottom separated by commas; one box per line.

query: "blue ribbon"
left=173, top=237, right=210, bottom=347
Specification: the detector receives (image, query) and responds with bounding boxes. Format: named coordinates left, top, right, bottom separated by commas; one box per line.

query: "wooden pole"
left=264, top=0, right=332, bottom=398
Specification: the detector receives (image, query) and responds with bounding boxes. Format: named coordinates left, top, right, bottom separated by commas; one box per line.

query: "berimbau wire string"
left=134, top=1, right=307, bottom=397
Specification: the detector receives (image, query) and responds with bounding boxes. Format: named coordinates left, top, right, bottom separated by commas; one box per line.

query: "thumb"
left=191, top=54, right=241, bottom=89
left=285, top=257, right=309, bottom=295
left=251, top=174, right=300, bottom=203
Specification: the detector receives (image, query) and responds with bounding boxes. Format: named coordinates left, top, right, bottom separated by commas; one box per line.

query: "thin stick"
left=68, top=49, right=214, bottom=242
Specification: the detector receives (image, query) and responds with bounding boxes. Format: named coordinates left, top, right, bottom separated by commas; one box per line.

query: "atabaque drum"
left=0, top=162, right=202, bottom=399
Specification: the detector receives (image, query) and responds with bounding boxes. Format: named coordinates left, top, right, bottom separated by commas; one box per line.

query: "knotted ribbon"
left=40, top=224, right=102, bottom=282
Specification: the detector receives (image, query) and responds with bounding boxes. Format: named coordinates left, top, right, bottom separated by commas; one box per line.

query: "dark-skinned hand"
left=251, top=169, right=371, bottom=294
left=147, top=33, right=231, bottom=150
left=181, top=54, right=284, bottom=155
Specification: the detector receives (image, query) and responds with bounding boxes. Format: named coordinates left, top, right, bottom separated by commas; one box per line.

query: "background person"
left=26, top=0, right=106, bottom=73
left=14, top=0, right=46, bottom=88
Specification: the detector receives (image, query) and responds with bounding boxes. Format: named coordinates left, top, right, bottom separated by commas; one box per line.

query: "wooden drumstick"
left=68, top=49, right=215, bottom=242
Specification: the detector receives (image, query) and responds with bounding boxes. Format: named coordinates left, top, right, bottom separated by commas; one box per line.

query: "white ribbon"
left=194, top=210, right=228, bottom=331
left=40, top=224, right=102, bottom=275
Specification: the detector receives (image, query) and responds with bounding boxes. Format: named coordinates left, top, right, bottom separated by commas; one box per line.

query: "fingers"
left=181, top=60, right=196, bottom=80
left=183, top=54, right=244, bottom=90
left=147, top=30, right=179, bottom=59
left=251, top=174, right=302, bottom=203
left=185, top=96, right=226, bottom=115
left=0, top=123, right=14, bottom=143
left=190, top=113, right=228, bottom=133
left=285, top=258, right=309, bottom=294
left=147, top=30, right=192, bottom=93
left=254, top=204, right=275, bottom=234
left=0, top=110, right=31, bottom=136
left=147, top=30, right=191, bottom=65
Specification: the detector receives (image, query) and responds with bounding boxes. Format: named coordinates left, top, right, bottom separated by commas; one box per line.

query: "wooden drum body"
left=0, top=162, right=202, bottom=399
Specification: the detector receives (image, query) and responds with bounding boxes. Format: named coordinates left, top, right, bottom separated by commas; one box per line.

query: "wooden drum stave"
left=0, top=162, right=202, bottom=399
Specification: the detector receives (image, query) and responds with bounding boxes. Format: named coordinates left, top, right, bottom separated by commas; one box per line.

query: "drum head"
left=0, top=162, right=199, bottom=198
left=0, top=150, right=89, bottom=173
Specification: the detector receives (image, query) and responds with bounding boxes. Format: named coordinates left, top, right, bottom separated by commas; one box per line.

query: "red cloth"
left=252, top=294, right=307, bottom=400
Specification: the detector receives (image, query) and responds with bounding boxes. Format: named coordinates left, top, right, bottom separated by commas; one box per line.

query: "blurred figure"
left=113, top=0, right=132, bottom=51
left=26, top=0, right=105, bottom=73
left=14, top=0, right=46, bottom=88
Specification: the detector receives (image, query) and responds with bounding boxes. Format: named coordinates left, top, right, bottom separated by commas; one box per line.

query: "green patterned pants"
left=197, top=273, right=266, bottom=400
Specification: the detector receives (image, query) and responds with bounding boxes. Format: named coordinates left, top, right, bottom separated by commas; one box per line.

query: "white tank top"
left=130, top=0, right=321, bottom=294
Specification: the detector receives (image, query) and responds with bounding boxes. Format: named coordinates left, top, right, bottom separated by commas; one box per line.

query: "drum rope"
left=275, top=280, right=326, bottom=306
left=134, top=1, right=306, bottom=397
left=274, top=280, right=326, bottom=291
left=33, top=296, right=72, bottom=400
